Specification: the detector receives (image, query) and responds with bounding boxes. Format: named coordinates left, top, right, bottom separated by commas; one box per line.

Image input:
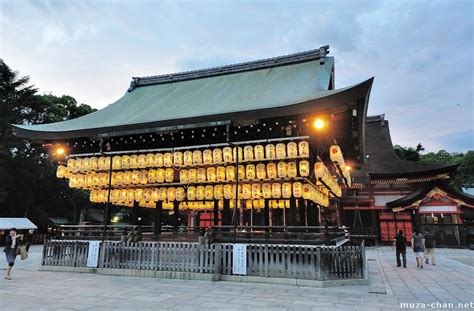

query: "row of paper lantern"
left=61, top=161, right=311, bottom=189
left=329, top=145, right=352, bottom=187
left=66, top=141, right=310, bottom=173
left=89, top=182, right=328, bottom=206
left=314, top=161, right=342, bottom=197
left=128, top=199, right=301, bottom=210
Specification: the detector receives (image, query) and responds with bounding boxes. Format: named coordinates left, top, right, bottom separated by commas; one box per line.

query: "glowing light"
left=345, top=165, right=352, bottom=171
left=313, top=118, right=325, bottom=130
left=56, top=147, right=65, bottom=155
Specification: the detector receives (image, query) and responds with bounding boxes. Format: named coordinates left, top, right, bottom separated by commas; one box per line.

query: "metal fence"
left=42, top=240, right=365, bottom=281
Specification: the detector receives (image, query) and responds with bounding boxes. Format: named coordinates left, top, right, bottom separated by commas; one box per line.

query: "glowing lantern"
left=82, top=158, right=91, bottom=172
left=146, top=153, right=155, bottom=167
left=225, top=166, right=235, bottom=181
left=213, top=148, right=223, bottom=164
left=116, top=172, right=124, bottom=185
left=135, top=188, right=144, bottom=202
left=75, top=158, right=83, bottom=172
left=329, top=145, right=345, bottom=166
left=90, top=190, right=99, bottom=202
left=298, top=141, right=309, bottom=157
left=96, top=157, right=105, bottom=171
left=173, top=152, right=183, bottom=167
left=183, top=151, right=193, bottom=166
left=159, top=188, right=167, bottom=201
left=130, top=155, right=139, bottom=169
left=187, top=186, right=196, bottom=201
left=267, top=163, right=277, bottom=179
left=93, top=173, right=101, bottom=186
left=216, top=166, right=226, bottom=182
left=265, top=144, right=276, bottom=159
left=56, top=165, right=67, bottom=178
left=86, top=174, right=94, bottom=188
left=244, top=146, right=254, bottom=161
left=272, top=183, right=282, bottom=198
left=287, top=162, right=297, bottom=178
left=156, top=169, right=165, bottom=183
left=152, top=188, right=160, bottom=201
left=287, top=142, right=298, bottom=158
left=110, top=172, right=117, bottom=186
left=203, top=149, right=213, bottom=165
left=207, top=167, right=216, bottom=182
left=167, top=188, right=176, bottom=201
left=176, top=187, right=185, bottom=201
left=246, top=164, right=256, bottom=180
left=90, top=157, right=98, bottom=171
left=233, top=147, right=243, bottom=162
left=99, top=174, right=108, bottom=187
left=254, top=145, right=265, bottom=160
left=214, top=185, right=223, bottom=200
left=121, top=155, right=130, bottom=170
left=164, top=152, right=173, bottom=167
left=165, top=168, right=174, bottom=183
left=138, top=154, right=147, bottom=168
left=246, top=200, right=253, bottom=209
left=282, top=183, right=292, bottom=198
left=256, top=164, right=266, bottom=179
left=193, top=150, right=203, bottom=165
left=239, top=184, right=249, bottom=199
left=180, top=170, right=189, bottom=184
left=188, top=169, right=197, bottom=183
left=196, top=186, right=205, bottom=200
left=293, top=182, right=303, bottom=198
left=127, top=189, right=135, bottom=202
left=276, top=143, right=287, bottom=159
left=223, top=147, right=233, bottom=163
left=223, top=185, right=233, bottom=199
left=139, top=170, right=148, bottom=185
left=112, top=156, right=121, bottom=170
left=262, top=183, right=272, bottom=198
left=277, top=162, right=287, bottom=178
left=143, top=188, right=153, bottom=202
left=197, top=168, right=207, bottom=183
left=299, top=160, right=310, bottom=177
left=251, top=184, right=261, bottom=199
left=205, top=185, right=214, bottom=200
left=154, top=153, right=164, bottom=167
left=148, top=169, right=157, bottom=184
left=131, top=170, right=140, bottom=184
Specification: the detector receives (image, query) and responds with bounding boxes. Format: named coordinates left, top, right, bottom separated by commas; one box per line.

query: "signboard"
left=87, top=241, right=101, bottom=268
left=232, top=244, right=247, bottom=275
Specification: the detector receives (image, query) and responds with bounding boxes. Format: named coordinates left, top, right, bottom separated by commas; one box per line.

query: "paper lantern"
left=246, top=164, right=256, bottom=180
left=193, top=150, right=203, bottom=166
left=167, top=187, right=176, bottom=201
left=56, top=165, right=67, bottom=178
left=88, top=157, right=97, bottom=171
left=287, top=162, right=297, bottom=178
left=223, top=147, right=233, bottom=163
left=112, top=156, right=121, bottom=170
left=138, top=154, right=147, bottom=168
left=223, top=184, right=233, bottom=199
left=216, top=166, right=226, bottom=182
left=144, top=153, right=154, bottom=168
left=188, top=169, right=197, bottom=183
left=251, top=184, right=261, bottom=199
left=116, top=172, right=124, bottom=185
left=90, top=190, right=99, bottom=202
left=244, top=145, right=254, bottom=161
left=183, top=151, right=193, bottom=166
left=93, top=173, right=101, bottom=186
left=179, top=170, right=189, bottom=184
left=282, top=183, right=292, bottom=198
left=139, top=170, right=148, bottom=184
left=187, top=186, right=196, bottom=201
left=86, top=174, right=94, bottom=188
left=205, top=185, right=214, bottom=200
left=238, top=165, right=246, bottom=180
left=203, top=149, right=213, bottom=165
left=82, top=158, right=91, bottom=172
left=298, top=141, right=309, bottom=157
left=299, top=160, right=310, bottom=177
left=110, top=172, right=117, bottom=186
left=214, top=185, right=223, bottom=200
left=233, top=147, right=243, bottom=162
left=165, top=168, right=175, bottom=183
left=131, top=170, right=140, bottom=184
left=213, top=148, right=223, bottom=164
left=159, top=188, right=167, bottom=201
left=293, top=182, right=303, bottom=198
left=256, top=163, right=266, bottom=179
left=156, top=169, right=165, bottom=183
left=74, top=158, right=83, bottom=172
left=143, top=188, right=153, bottom=202
left=173, top=152, right=183, bottom=167
left=152, top=188, right=160, bottom=201
left=148, top=170, right=157, bottom=184
left=164, top=152, right=173, bottom=167
left=276, top=143, right=287, bottom=159
left=329, top=145, right=344, bottom=166
left=207, top=167, right=216, bottom=182
left=272, top=183, right=282, bottom=198
left=196, top=186, right=205, bottom=200
left=197, top=168, right=207, bottom=183
left=254, top=145, right=265, bottom=160
left=287, top=142, right=298, bottom=158
left=262, top=183, right=272, bottom=198
left=242, top=184, right=251, bottom=199
left=267, top=163, right=277, bottom=179
left=176, top=187, right=185, bottom=201
left=121, top=155, right=130, bottom=170
left=135, top=188, right=144, bottom=202
left=154, top=153, right=164, bottom=167
left=99, top=174, right=108, bottom=187
left=130, top=155, right=139, bottom=169
left=246, top=200, right=253, bottom=209
left=265, top=144, right=276, bottom=159
left=127, top=189, right=135, bottom=202
left=225, top=166, right=235, bottom=181
left=277, top=162, right=287, bottom=178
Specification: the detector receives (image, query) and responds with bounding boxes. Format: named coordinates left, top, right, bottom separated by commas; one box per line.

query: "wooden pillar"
left=223, top=199, right=231, bottom=226
left=307, top=200, right=315, bottom=226
left=154, top=201, right=163, bottom=238
left=213, top=200, right=219, bottom=226
left=132, top=201, right=139, bottom=225
left=173, top=201, right=179, bottom=232
left=289, top=198, right=297, bottom=226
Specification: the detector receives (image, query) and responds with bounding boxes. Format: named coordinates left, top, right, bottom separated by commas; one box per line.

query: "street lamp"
left=313, top=118, right=326, bottom=130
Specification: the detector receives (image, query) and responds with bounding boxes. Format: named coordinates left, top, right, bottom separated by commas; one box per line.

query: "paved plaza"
left=0, top=245, right=473, bottom=310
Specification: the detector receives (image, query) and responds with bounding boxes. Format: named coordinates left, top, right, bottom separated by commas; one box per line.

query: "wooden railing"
left=42, top=240, right=365, bottom=281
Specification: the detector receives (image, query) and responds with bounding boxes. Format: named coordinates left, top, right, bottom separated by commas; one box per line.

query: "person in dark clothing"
left=393, top=230, right=407, bottom=268
left=411, top=228, right=425, bottom=269
left=22, top=230, right=34, bottom=252
left=424, top=229, right=436, bottom=265
left=3, top=228, right=23, bottom=280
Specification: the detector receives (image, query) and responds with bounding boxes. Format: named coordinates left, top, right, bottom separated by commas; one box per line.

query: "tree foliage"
left=393, top=143, right=425, bottom=161
left=421, top=150, right=474, bottom=188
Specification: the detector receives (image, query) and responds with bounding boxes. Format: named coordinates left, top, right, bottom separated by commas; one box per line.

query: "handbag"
left=19, top=245, right=28, bottom=260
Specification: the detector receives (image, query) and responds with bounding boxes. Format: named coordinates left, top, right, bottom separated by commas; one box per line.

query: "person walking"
left=424, top=229, right=436, bottom=265
left=411, top=228, right=425, bottom=269
left=393, top=230, right=407, bottom=268
left=3, top=228, right=23, bottom=280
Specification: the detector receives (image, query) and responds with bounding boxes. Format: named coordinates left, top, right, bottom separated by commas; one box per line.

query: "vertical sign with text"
left=232, top=244, right=247, bottom=275
left=87, top=241, right=101, bottom=268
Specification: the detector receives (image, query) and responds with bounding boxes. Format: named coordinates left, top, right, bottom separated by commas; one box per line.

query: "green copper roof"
left=16, top=57, right=334, bottom=137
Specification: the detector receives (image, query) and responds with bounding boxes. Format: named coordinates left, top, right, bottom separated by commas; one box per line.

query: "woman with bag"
left=3, top=228, right=23, bottom=280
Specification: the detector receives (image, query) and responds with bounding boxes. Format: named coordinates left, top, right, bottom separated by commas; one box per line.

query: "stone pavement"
left=0, top=245, right=473, bottom=310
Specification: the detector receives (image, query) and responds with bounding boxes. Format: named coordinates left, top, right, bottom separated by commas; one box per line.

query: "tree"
left=394, top=143, right=425, bottom=161
left=421, top=150, right=474, bottom=188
